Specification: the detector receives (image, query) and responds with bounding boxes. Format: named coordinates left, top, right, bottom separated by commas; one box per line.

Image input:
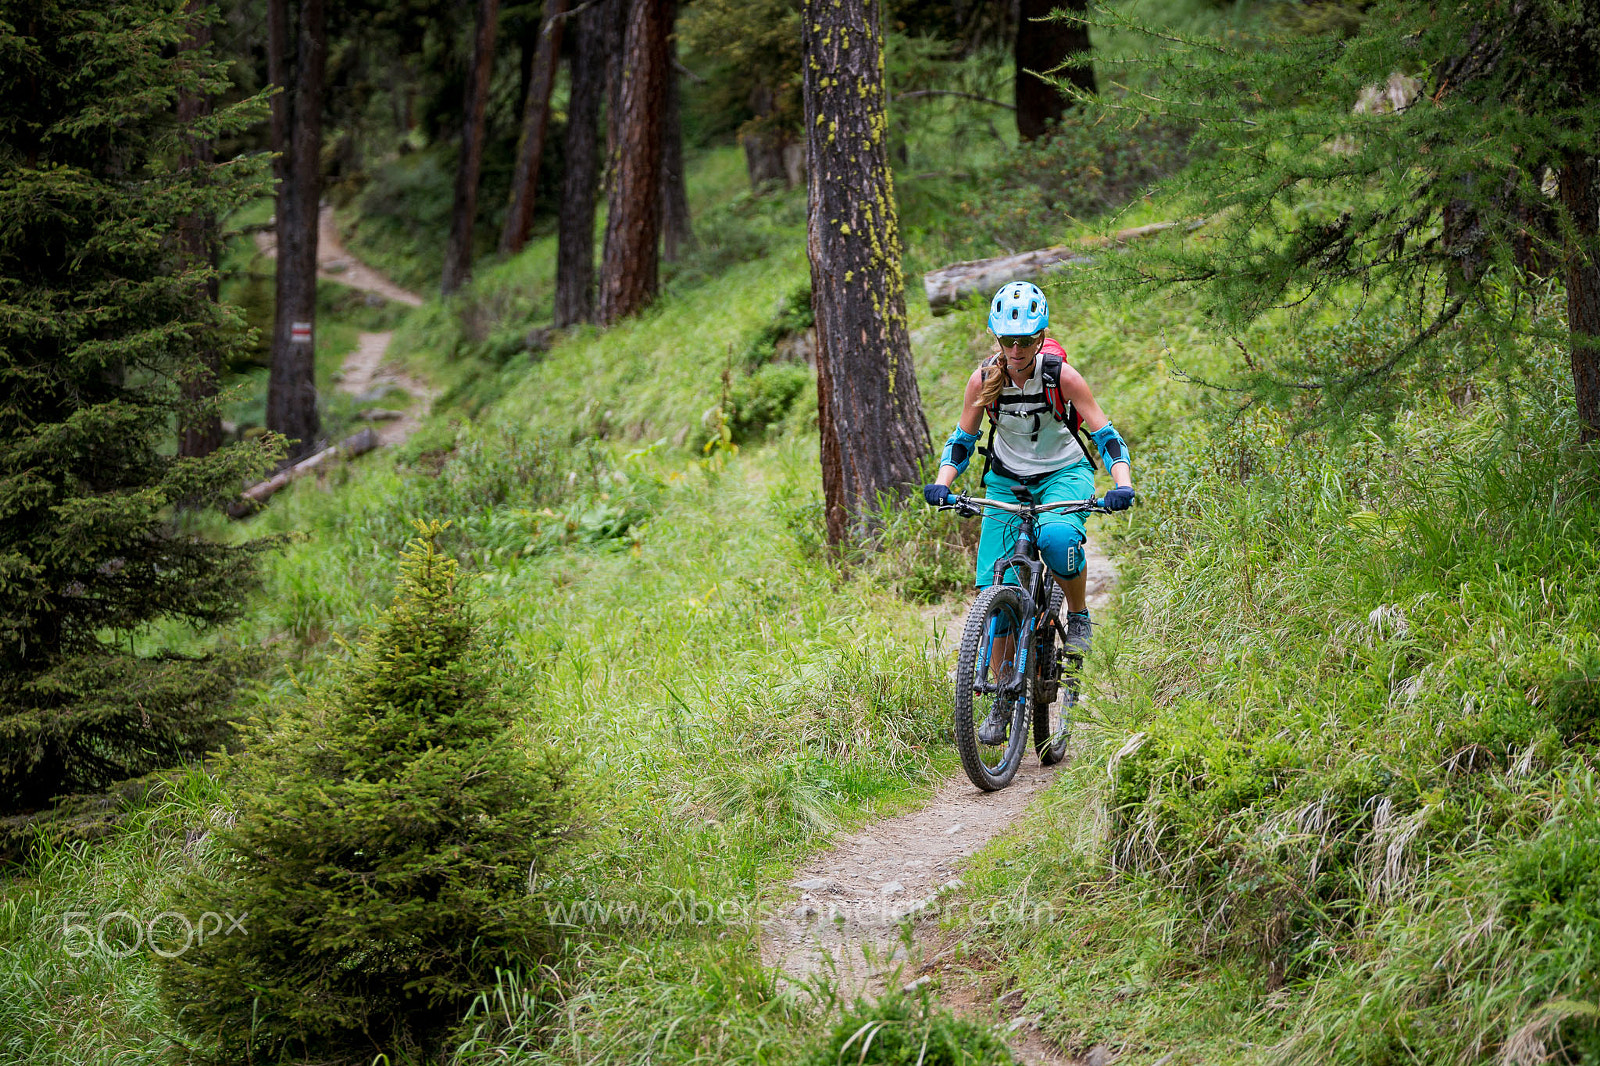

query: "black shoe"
left=1064, top=611, right=1092, bottom=656
left=976, top=702, right=1011, bottom=745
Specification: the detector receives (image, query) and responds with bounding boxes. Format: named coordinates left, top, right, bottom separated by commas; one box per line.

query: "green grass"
left=939, top=291, right=1600, bottom=1064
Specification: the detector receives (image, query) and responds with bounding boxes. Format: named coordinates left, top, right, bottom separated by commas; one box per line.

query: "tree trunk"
left=1562, top=155, right=1600, bottom=443
left=741, top=81, right=790, bottom=189
left=803, top=0, right=930, bottom=547
left=499, top=0, right=568, bottom=256
left=659, top=29, right=695, bottom=263
left=1015, top=0, right=1094, bottom=141
left=553, top=0, right=608, bottom=327
left=743, top=130, right=789, bottom=188
left=441, top=0, right=502, bottom=295
left=266, top=0, right=325, bottom=463
left=597, top=0, right=670, bottom=324
left=177, top=0, right=222, bottom=459
left=604, top=4, right=623, bottom=194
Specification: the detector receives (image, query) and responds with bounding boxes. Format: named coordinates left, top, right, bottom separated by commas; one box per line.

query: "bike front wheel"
left=954, top=584, right=1032, bottom=791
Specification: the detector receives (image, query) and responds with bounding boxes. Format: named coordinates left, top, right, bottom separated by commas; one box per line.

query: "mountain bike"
left=937, top=493, right=1110, bottom=791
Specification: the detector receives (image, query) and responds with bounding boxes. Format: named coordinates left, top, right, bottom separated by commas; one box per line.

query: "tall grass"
left=945, top=295, right=1600, bottom=1064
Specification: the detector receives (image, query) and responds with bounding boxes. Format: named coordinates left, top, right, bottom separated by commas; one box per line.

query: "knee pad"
left=1037, top=524, right=1085, bottom=578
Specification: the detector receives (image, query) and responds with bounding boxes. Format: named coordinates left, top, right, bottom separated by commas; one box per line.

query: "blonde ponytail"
left=977, top=360, right=1007, bottom=410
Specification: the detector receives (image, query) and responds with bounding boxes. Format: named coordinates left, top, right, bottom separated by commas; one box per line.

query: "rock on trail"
left=762, top=536, right=1118, bottom=1065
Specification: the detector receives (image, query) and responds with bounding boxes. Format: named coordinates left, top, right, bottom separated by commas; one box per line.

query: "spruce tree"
left=160, top=523, right=577, bottom=1064
left=0, top=0, right=278, bottom=816
left=1076, top=0, right=1600, bottom=434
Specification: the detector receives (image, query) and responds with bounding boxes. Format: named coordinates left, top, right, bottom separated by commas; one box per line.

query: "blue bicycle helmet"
left=988, top=281, right=1048, bottom=337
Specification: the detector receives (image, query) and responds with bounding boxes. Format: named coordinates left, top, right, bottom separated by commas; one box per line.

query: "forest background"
left=3, top=0, right=1600, bottom=1064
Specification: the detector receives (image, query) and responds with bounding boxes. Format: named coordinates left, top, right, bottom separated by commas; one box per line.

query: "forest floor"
left=762, top=538, right=1120, bottom=1066
left=256, top=205, right=434, bottom=449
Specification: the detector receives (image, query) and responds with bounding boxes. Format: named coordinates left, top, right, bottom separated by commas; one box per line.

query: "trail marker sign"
left=290, top=321, right=312, bottom=344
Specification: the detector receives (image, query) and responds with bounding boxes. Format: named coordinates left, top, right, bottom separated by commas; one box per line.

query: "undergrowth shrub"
left=715, top=362, right=813, bottom=446
left=160, top=524, right=578, bottom=1064
left=740, top=284, right=815, bottom=372
left=903, top=107, right=1194, bottom=271
left=691, top=285, right=816, bottom=451
left=804, top=987, right=1012, bottom=1066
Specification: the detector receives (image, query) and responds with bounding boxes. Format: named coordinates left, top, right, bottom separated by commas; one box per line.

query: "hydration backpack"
left=978, top=339, right=1099, bottom=479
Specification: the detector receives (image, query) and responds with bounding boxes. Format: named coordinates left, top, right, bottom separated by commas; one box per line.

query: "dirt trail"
left=763, top=538, right=1117, bottom=1065
left=333, top=330, right=436, bottom=448
left=255, top=205, right=434, bottom=447
left=255, top=205, right=424, bottom=308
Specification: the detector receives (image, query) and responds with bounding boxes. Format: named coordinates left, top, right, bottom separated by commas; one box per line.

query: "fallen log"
left=922, top=218, right=1204, bottom=314
left=229, top=427, right=380, bottom=518
left=923, top=247, right=1095, bottom=315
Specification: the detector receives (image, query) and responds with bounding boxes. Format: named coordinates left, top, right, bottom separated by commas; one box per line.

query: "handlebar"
left=938, top=494, right=1110, bottom=518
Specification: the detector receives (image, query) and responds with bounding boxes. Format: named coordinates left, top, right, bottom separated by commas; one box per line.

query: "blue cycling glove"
left=1103, top=486, right=1135, bottom=511
left=923, top=484, right=950, bottom=507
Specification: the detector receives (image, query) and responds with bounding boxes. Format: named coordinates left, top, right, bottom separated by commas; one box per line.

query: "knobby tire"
left=954, top=584, right=1031, bottom=791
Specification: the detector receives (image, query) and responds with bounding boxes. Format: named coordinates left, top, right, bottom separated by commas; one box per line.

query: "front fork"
left=977, top=614, right=1036, bottom=701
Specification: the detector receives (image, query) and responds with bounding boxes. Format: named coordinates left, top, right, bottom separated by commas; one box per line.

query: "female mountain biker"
left=922, top=281, right=1135, bottom=744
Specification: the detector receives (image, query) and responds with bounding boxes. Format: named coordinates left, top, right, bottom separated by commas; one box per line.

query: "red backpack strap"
left=1039, top=342, right=1070, bottom=425
left=1039, top=342, right=1099, bottom=471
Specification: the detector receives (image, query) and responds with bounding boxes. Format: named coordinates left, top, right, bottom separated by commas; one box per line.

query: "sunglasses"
left=995, top=335, right=1041, bottom=350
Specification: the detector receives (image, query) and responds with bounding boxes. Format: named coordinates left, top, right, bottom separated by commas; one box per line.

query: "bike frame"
left=944, top=493, right=1108, bottom=698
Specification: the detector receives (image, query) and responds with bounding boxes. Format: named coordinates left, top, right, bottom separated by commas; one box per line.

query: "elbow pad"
left=941, top=425, right=981, bottom=477
left=1091, top=422, right=1130, bottom=472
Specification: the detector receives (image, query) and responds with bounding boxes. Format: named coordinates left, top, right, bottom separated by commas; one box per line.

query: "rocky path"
left=255, top=205, right=433, bottom=448
left=763, top=538, right=1118, bottom=1065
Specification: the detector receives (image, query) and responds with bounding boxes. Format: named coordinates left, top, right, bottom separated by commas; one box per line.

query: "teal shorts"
left=974, top=462, right=1096, bottom=588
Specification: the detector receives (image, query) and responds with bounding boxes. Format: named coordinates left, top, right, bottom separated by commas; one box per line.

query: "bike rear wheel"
left=954, top=584, right=1032, bottom=791
left=1033, top=585, right=1072, bottom=765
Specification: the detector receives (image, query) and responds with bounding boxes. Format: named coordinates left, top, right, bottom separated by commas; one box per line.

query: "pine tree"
left=1015, top=0, right=1094, bottom=140
left=160, top=524, right=577, bottom=1064
left=0, top=0, right=279, bottom=817
left=441, top=0, right=502, bottom=295
left=1079, top=0, right=1600, bottom=436
left=499, top=0, right=567, bottom=257
left=265, top=0, right=326, bottom=461
left=597, top=0, right=671, bottom=324
left=659, top=26, right=697, bottom=263
left=802, top=0, right=931, bottom=545
left=553, top=0, right=609, bottom=326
